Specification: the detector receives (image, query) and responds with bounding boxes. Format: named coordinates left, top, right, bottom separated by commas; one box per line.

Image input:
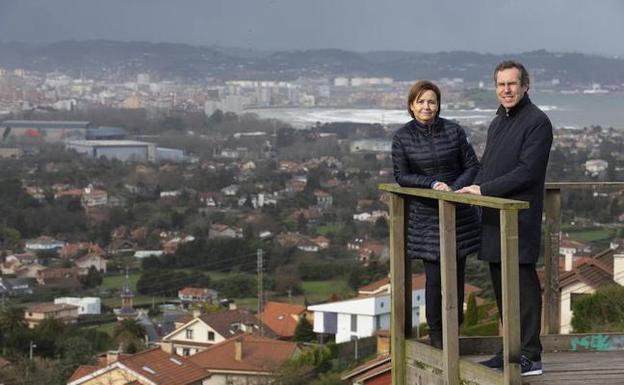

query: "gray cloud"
left=0, top=0, right=622, bottom=55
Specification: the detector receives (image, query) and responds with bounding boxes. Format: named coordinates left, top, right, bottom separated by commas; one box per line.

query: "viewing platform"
left=379, top=182, right=624, bottom=385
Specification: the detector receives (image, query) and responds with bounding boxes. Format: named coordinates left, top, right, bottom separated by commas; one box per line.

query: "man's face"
left=495, top=67, right=528, bottom=109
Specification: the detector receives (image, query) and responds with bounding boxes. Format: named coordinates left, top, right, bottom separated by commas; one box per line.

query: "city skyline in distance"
left=1, top=0, right=624, bottom=57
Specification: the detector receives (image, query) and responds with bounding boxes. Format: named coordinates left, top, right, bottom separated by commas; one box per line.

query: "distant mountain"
left=1, top=40, right=623, bottom=85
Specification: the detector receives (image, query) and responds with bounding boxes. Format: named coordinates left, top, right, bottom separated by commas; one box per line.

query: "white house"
left=54, top=297, right=101, bottom=315
left=559, top=249, right=623, bottom=334
left=309, top=293, right=422, bottom=343
left=309, top=273, right=482, bottom=343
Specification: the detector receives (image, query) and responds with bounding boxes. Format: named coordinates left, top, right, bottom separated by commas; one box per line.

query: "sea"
left=247, top=91, right=624, bottom=130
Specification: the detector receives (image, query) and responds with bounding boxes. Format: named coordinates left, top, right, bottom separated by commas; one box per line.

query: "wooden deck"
left=466, top=351, right=624, bottom=384
left=407, top=334, right=624, bottom=385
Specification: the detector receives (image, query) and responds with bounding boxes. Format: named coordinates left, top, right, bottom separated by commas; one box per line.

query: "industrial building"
left=66, top=139, right=185, bottom=162
left=0, top=120, right=91, bottom=142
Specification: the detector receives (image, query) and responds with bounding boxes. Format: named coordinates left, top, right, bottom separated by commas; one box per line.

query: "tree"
left=112, top=319, right=146, bottom=353
left=294, top=317, right=316, bottom=343
left=82, top=266, right=103, bottom=288
left=572, top=285, right=624, bottom=333
left=464, top=292, right=478, bottom=327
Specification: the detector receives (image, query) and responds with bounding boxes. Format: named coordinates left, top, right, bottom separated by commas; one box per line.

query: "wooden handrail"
left=381, top=183, right=527, bottom=385
left=379, top=183, right=529, bottom=210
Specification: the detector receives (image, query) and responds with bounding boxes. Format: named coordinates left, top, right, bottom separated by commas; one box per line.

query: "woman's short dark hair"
left=494, top=60, right=530, bottom=88
left=407, top=80, right=441, bottom=119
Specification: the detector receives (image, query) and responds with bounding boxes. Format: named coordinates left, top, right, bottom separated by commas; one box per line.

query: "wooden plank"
left=389, top=193, right=408, bottom=385
left=545, top=182, right=624, bottom=189
left=458, top=359, right=504, bottom=385
left=407, top=339, right=444, bottom=369
left=543, top=188, right=561, bottom=335
left=378, top=183, right=529, bottom=210
left=449, top=333, right=624, bottom=355
left=439, top=200, right=459, bottom=385
left=500, top=209, right=522, bottom=385
left=407, top=340, right=504, bottom=385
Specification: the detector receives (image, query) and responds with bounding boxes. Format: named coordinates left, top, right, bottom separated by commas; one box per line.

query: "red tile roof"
left=118, top=348, right=208, bottom=385
left=260, top=302, right=307, bottom=338
left=342, top=354, right=391, bottom=383
left=188, top=335, right=297, bottom=373
left=68, top=349, right=207, bottom=385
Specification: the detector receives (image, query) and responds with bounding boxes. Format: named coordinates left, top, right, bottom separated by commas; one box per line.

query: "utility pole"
left=257, top=249, right=264, bottom=336
left=29, top=341, right=37, bottom=360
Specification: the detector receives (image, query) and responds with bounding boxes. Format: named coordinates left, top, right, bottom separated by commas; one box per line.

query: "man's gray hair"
left=494, top=60, right=530, bottom=88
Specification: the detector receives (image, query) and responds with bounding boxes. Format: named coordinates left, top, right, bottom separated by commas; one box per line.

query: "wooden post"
left=390, top=194, right=411, bottom=385
left=500, top=209, right=522, bottom=385
left=543, top=188, right=561, bottom=334
left=439, top=200, right=459, bottom=385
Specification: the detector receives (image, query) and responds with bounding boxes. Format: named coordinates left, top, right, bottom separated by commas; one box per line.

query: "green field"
left=302, top=279, right=354, bottom=302
left=85, top=321, right=117, bottom=336
left=101, top=272, right=140, bottom=291
left=564, top=228, right=616, bottom=243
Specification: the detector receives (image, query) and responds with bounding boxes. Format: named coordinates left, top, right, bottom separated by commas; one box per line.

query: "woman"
left=391, top=80, right=480, bottom=348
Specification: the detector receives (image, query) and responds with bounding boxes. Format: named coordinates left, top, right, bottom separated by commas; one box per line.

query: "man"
left=457, top=60, right=553, bottom=376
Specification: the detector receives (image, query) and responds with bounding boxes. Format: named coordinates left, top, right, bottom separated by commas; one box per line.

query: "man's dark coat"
left=476, top=94, right=553, bottom=264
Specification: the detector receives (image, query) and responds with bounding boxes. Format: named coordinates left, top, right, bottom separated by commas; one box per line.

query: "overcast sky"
left=1, top=0, right=623, bottom=56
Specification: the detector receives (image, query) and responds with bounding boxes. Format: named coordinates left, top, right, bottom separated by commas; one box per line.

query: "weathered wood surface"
left=378, top=183, right=529, bottom=209
left=389, top=194, right=410, bottom=385
left=408, top=338, right=624, bottom=385
left=464, top=351, right=624, bottom=384
left=439, top=200, right=460, bottom=385
left=500, top=209, right=522, bottom=385
left=543, top=188, right=561, bottom=335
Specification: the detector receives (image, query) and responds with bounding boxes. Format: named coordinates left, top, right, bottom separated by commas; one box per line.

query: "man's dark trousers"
left=489, top=262, right=543, bottom=361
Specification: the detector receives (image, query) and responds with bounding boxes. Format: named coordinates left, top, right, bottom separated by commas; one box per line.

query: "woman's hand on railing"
left=432, top=181, right=452, bottom=192
left=455, top=185, right=481, bottom=195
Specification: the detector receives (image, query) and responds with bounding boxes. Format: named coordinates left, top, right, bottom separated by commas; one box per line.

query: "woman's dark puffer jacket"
left=392, top=117, right=480, bottom=261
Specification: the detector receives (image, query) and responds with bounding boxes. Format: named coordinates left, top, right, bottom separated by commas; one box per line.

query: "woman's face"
left=410, top=89, right=438, bottom=124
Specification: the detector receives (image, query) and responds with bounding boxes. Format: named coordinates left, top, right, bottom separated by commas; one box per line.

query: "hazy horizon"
left=1, top=0, right=623, bottom=57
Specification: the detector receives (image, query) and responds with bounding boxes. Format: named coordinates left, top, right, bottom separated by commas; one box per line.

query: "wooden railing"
left=379, top=183, right=529, bottom=385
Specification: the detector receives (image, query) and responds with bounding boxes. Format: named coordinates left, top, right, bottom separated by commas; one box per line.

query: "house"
left=178, top=287, right=219, bottom=304
left=560, top=238, right=591, bottom=270
left=66, top=347, right=209, bottom=385
left=558, top=248, right=622, bottom=333
left=24, top=303, right=79, bottom=329
left=15, top=263, right=47, bottom=279
left=188, top=334, right=299, bottom=385
left=259, top=301, right=311, bottom=340
left=24, top=236, right=65, bottom=252
left=75, top=254, right=108, bottom=273
left=5, top=252, right=38, bottom=265
left=81, top=186, right=108, bottom=207
left=54, top=297, right=101, bottom=315
left=0, top=277, right=35, bottom=297
left=314, top=189, right=333, bottom=209
left=314, top=235, right=330, bottom=249
left=221, top=184, right=240, bottom=197
left=208, top=224, right=243, bottom=239
left=310, top=274, right=481, bottom=343
left=160, top=309, right=275, bottom=356
left=36, top=267, right=84, bottom=288
left=60, top=243, right=104, bottom=259
left=308, top=293, right=416, bottom=343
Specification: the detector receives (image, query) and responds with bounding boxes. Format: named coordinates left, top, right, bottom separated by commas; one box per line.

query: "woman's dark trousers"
left=424, top=257, right=467, bottom=349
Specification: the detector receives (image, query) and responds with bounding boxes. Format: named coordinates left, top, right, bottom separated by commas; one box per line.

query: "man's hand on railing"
left=455, top=185, right=481, bottom=195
